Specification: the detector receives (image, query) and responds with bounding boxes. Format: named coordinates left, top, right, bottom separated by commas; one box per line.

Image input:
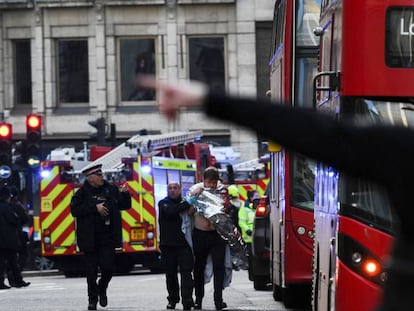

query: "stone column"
left=95, top=0, right=107, bottom=113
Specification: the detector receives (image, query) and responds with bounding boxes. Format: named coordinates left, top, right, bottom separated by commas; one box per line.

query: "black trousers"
left=7, top=235, right=28, bottom=285
left=160, top=245, right=194, bottom=305
left=0, top=249, right=23, bottom=285
left=84, top=235, right=114, bottom=303
left=193, top=229, right=226, bottom=305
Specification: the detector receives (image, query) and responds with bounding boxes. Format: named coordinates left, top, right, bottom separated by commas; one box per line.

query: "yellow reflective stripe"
left=53, top=232, right=76, bottom=255
left=40, top=166, right=59, bottom=191
left=122, top=227, right=129, bottom=244
left=42, top=185, right=72, bottom=228
left=122, top=211, right=136, bottom=228
left=153, top=158, right=196, bottom=171
left=128, top=180, right=140, bottom=194
left=51, top=213, right=74, bottom=244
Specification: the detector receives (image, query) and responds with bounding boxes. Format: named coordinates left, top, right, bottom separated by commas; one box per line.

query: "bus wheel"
left=282, top=286, right=296, bottom=308
left=253, top=276, right=269, bottom=290
left=273, top=283, right=282, bottom=301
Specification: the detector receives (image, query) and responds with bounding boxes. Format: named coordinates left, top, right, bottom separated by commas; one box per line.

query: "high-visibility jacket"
left=238, top=204, right=255, bottom=243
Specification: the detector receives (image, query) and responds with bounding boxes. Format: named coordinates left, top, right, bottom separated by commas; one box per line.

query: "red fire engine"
left=39, top=131, right=213, bottom=275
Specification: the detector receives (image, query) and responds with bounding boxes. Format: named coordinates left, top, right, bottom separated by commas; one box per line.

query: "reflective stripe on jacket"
left=238, top=204, right=255, bottom=243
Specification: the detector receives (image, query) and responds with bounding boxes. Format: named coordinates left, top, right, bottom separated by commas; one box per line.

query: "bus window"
left=339, top=176, right=397, bottom=235
left=291, top=153, right=315, bottom=210
left=296, top=0, right=320, bottom=47
left=295, top=54, right=318, bottom=108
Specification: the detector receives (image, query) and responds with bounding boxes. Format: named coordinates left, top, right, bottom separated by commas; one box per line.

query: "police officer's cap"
left=82, top=164, right=103, bottom=176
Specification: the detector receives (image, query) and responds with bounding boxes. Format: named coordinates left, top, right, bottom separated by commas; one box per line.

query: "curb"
left=22, top=269, right=62, bottom=277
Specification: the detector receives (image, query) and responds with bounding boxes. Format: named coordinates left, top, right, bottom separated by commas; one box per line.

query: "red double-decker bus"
left=268, top=0, right=320, bottom=308
left=312, top=1, right=414, bottom=310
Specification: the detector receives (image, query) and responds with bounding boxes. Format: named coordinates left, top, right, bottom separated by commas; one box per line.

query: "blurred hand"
left=137, top=75, right=208, bottom=120
left=96, top=202, right=108, bottom=217
left=191, top=186, right=204, bottom=196
left=119, top=183, right=128, bottom=193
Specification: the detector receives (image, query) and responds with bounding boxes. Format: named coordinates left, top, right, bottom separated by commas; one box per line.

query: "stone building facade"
left=0, top=0, right=274, bottom=160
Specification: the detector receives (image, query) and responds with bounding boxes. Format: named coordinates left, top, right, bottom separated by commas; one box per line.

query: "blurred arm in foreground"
left=138, top=74, right=414, bottom=310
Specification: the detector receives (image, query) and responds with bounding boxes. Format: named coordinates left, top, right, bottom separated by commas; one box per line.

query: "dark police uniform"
left=70, top=165, right=131, bottom=309
left=0, top=185, right=30, bottom=289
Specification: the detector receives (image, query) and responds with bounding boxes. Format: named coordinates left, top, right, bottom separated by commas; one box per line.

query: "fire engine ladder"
left=230, top=158, right=264, bottom=171
left=78, top=130, right=203, bottom=172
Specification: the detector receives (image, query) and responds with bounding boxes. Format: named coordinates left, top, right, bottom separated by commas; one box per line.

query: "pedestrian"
left=244, top=190, right=259, bottom=208
left=186, top=166, right=228, bottom=310
left=226, top=185, right=241, bottom=233
left=238, top=193, right=256, bottom=281
left=138, top=76, right=414, bottom=310
left=0, top=184, right=30, bottom=290
left=158, top=182, right=194, bottom=310
left=70, top=164, right=131, bottom=310
left=7, top=186, right=29, bottom=286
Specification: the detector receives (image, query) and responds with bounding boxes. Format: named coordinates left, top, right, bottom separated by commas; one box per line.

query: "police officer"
left=238, top=191, right=258, bottom=281
left=158, top=182, right=194, bottom=310
left=70, top=164, right=131, bottom=310
left=0, top=185, right=30, bottom=289
left=7, top=186, right=29, bottom=286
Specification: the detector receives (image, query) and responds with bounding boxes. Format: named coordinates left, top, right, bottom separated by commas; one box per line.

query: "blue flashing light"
left=141, top=165, right=151, bottom=174
left=40, top=169, right=51, bottom=179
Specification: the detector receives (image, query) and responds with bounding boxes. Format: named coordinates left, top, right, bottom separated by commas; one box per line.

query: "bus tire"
left=282, top=286, right=296, bottom=308
left=273, top=283, right=282, bottom=301
left=253, top=276, right=269, bottom=290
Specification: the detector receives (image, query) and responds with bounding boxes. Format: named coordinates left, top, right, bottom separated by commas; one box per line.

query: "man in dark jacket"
left=158, top=182, right=194, bottom=310
left=7, top=187, right=29, bottom=286
left=70, top=164, right=131, bottom=310
left=0, top=185, right=30, bottom=289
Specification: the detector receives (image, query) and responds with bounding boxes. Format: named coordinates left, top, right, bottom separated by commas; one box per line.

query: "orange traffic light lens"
left=0, top=124, right=11, bottom=138
left=27, top=115, right=41, bottom=129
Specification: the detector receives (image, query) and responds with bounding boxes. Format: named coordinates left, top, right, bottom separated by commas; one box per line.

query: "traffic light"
left=88, top=117, right=106, bottom=145
left=26, top=114, right=42, bottom=168
left=0, top=123, right=12, bottom=167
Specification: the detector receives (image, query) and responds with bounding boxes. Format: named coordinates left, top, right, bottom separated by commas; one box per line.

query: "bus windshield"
left=338, top=98, right=414, bottom=234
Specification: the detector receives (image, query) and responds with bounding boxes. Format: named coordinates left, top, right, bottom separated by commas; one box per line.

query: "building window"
left=14, top=40, right=32, bottom=105
left=189, top=37, right=225, bottom=93
left=58, top=39, right=89, bottom=104
left=119, top=38, right=155, bottom=102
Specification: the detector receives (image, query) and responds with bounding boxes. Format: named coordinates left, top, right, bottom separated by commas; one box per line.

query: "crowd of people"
left=7, top=74, right=414, bottom=310
left=0, top=162, right=250, bottom=311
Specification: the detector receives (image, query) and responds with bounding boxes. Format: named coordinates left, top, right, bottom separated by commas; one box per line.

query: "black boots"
left=98, top=281, right=108, bottom=307
left=215, top=301, right=227, bottom=310
left=87, top=301, right=97, bottom=310
left=0, top=283, right=11, bottom=290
